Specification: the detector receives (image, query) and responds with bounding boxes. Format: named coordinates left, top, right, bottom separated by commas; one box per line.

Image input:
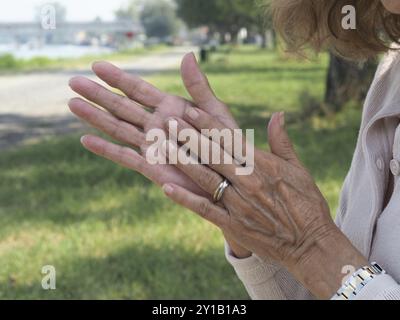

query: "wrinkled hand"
left=69, top=52, right=368, bottom=299
left=161, top=110, right=335, bottom=267
left=161, top=109, right=367, bottom=298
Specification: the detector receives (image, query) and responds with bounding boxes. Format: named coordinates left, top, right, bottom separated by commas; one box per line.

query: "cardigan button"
left=390, top=159, right=400, bottom=176
left=376, top=158, right=384, bottom=171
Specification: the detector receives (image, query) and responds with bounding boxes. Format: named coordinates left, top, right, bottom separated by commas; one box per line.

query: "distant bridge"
left=0, top=21, right=143, bottom=44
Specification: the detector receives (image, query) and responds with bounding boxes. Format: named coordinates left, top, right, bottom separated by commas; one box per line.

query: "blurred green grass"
left=0, top=46, right=361, bottom=299
left=0, top=45, right=166, bottom=73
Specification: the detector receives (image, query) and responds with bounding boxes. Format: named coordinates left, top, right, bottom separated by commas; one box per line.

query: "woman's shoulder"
left=367, top=44, right=400, bottom=106
left=376, top=43, right=400, bottom=76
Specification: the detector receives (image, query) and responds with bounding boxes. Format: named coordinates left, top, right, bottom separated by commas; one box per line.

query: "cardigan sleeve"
left=226, top=241, right=400, bottom=300
left=353, top=275, right=400, bottom=300
left=225, top=243, right=315, bottom=300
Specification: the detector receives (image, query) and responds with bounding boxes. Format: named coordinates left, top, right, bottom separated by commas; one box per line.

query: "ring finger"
left=162, top=140, right=236, bottom=204
left=165, top=117, right=242, bottom=183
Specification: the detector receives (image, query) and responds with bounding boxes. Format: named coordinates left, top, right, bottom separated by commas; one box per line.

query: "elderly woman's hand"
left=161, top=110, right=368, bottom=299
left=69, top=52, right=368, bottom=299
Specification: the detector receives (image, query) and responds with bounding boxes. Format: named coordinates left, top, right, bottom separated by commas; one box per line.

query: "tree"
left=324, top=53, right=377, bottom=113
left=140, top=0, right=179, bottom=39
left=176, top=0, right=267, bottom=44
left=175, top=0, right=219, bottom=30
left=115, top=0, right=142, bottom=22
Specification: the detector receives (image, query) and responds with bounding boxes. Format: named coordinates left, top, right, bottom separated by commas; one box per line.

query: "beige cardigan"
left=226, top=48, right=400, bottom=300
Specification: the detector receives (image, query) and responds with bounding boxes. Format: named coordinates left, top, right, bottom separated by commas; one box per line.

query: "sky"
left=0, top=0, right=131, bottom=22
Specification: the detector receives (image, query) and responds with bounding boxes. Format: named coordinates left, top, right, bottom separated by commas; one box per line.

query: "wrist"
left=223, top=232, right=252, bottom=259
left=285, top=225, right=368, bottom=299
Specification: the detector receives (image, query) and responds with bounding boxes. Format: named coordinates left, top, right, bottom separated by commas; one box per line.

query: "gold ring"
left=213, top=179, right=230, bottom=203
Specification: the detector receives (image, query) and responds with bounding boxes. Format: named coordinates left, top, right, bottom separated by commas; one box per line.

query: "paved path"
left=0, top=46, right=194, bottom=151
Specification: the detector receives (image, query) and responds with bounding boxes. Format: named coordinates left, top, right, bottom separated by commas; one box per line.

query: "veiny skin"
left=161, top=107, right=368, bottom=299
left=69, top=53, right=368, bottom=299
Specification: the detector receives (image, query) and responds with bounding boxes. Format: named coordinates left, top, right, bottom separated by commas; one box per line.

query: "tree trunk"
left=260, top=30, right=267, bottom=49
left=324, top=52, right=377, bottom=113
left=229, top=29, right=239, bottom=44
left=271, top=29, right=277, bottom=49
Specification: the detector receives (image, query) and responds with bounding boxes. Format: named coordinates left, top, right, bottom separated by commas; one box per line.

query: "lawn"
left=0, top=45, right=166, bottom=73
left=0, top=46, right=361, bottom=299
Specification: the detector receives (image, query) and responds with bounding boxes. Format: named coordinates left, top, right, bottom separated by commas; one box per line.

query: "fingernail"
left=185, top=108, right=199, bottom=121
left=163, top=184, right=174, bottom=195
left=80, top=136, right=87, bottom=145
left=279, top=112, right=285, bottom=127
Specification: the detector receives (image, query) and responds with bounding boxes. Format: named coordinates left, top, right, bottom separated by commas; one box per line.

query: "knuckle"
left=197, top=199, right=211, bottom=218
left=197, top=169, right=218, bottom=189
left=136, top=81, right=150, bottom=98
left=110, top=94, right=123, bottom=113
left=116, top=72, right=124, bottom=87
left=202, top=113, right=218, bottom=130
left=282, top=138, right=292, bottom=149
left=187, top=77, right=202, bottom=91
left=128, top=83, right=139, bottom=98
left=88, top=108, right=100, bottom=123
left=126, top=78, right=143, bottom=98
left=116, top=146, right=127, bottom=164
left=244, top=176, right=263, bottom=196
left=222, top=133, right=233, bottom=150
left=109, top=121, right=119, bottom=137
left=93, top=85, right=102, bottom=101
left=266, top=158, right=280, bottom=176
left=136, top=107, right=149, bottom=124
left=253, top=178, right=264, bottom=191
left=281, top=139, right=294, bottom=154
left=275, top=177, right=287, bottom=194
left=110, top=121, right=125, bottom=141
left=162, top=95, right=181, bottom=108
left=140, top=143, right=149, bottom=155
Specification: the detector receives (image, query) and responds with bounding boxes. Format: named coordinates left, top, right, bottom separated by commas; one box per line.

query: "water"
left=0, top=44, right=115, bottom=59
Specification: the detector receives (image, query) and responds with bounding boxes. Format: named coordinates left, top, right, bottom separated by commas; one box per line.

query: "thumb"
left=267, top=112, right=301, bottom=167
